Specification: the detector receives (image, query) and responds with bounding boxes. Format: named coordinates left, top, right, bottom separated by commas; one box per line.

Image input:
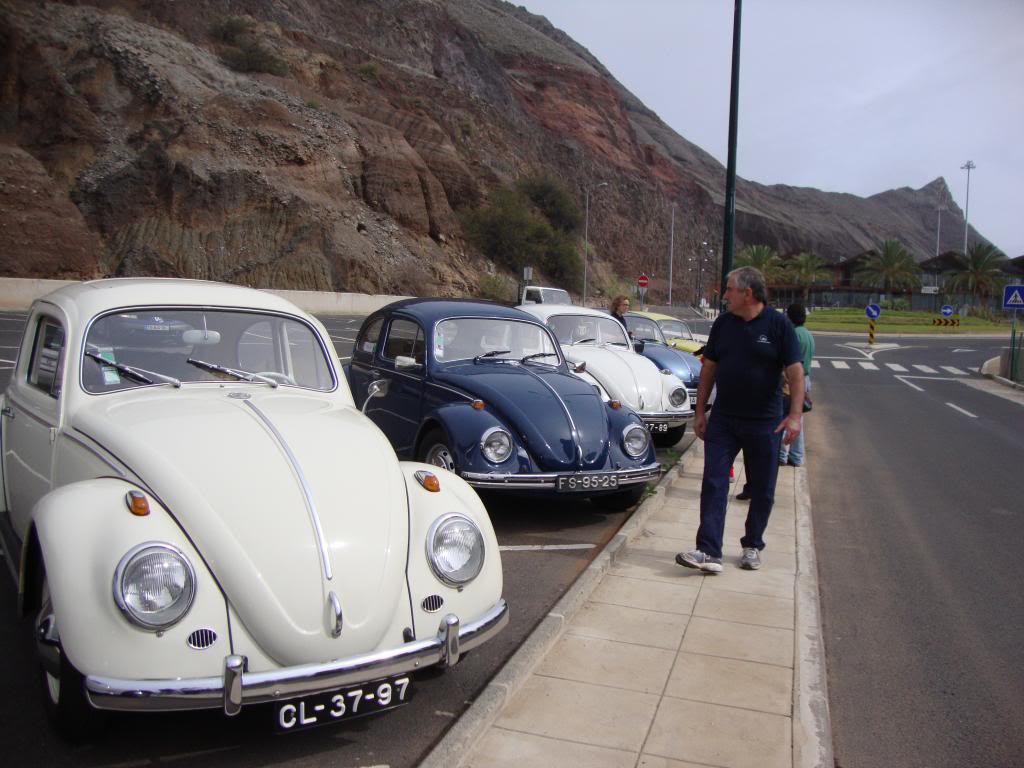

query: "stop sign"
left=638, top=273, right=649, bottom=288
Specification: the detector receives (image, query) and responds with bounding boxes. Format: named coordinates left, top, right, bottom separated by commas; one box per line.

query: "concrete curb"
left=418, top=444, right=686, bottom=768
left=793, top=467, right=834, bottom=768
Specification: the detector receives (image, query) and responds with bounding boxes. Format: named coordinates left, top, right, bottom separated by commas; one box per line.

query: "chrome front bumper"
left=638, top=410, right=690, bottom=427
left=461, top=462, right=661, bottom=489
left=85, top=599, right=509, bottom=714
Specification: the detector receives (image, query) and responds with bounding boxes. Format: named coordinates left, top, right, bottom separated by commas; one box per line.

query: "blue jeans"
left=779, top=376, right=810, bottom=466
left=697, top=412, right=783, bottom=559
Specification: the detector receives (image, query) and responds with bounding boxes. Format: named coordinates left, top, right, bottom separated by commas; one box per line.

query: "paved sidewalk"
left=425, top=441, right=830, bottom=768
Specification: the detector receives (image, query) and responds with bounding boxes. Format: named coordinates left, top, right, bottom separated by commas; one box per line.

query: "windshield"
left=625, top=316, right=667, bottom=344
left=82, top=309, right=335, bottom=393
left=657, top=319, right=692, bottom=340
left=541, top=288, right=572, bottom=304
left=434, top=318, right=560, bottom=364
left=547, top=314, right=630, bottom=347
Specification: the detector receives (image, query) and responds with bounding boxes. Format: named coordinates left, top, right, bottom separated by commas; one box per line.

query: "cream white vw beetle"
left=520, top=304, right=693, bottom=447
left=0, top=279, right=507, bottom=739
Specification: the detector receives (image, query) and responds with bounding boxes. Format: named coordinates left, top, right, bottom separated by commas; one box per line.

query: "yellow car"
left=630, top=311, right=708, bottom=354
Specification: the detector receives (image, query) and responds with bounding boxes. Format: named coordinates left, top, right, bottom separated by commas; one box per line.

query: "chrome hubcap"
left=425, top=443, right=456, bottom=472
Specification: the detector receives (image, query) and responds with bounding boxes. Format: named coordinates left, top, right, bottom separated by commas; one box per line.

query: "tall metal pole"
left=583, top=189, right=590, bottom=305
left=720, top=0, right=743, bottom=307
left=699, top=241, right=706, bottom=309
left=935, top=204, right=945, bottom=257
left=961, top=160, right=975, bottom=254
left=668, top=203, right=676, bottom=306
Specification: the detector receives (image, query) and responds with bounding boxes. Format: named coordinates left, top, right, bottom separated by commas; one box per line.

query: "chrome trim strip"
left=3, top=396, right=55, bottom=430
left=62, top=430, right=128, bottom=477
left=85, top=599, right=509, bottom=713
left=426, top=380, right=474, bottom=402
left=637, top=412, right=689, bottom=427
left=242, top=399, right=333, bottom=582
left=460, top=463, right=661, bottom=489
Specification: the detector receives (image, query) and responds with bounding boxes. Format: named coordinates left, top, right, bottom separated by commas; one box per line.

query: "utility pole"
left=720, top=0, right=743, bottom=307
left=960, top=160, right=975, bottom=254
left=582, top=181, right=608, bottom=306
left=935, top=204, right=946, bottom=257
left=668, top=203, right=676, bottom=306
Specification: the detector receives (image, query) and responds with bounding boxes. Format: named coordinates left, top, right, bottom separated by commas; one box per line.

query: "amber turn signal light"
left=609, top=400, right=621, bottom=410
left=125, top=490, right=150, bottom=516
left=414, top=470, right=441, bottom=492
left=471, top=399, right=485, bottom=410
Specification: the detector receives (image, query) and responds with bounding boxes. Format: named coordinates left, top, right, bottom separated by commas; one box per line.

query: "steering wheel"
left=255, top=371, right=297, bottom=386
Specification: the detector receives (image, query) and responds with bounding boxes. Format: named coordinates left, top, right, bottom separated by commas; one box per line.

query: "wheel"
left=255, top=371, right=297, bottom=385
left=418, top=429, right=457, bottom=473
left=34, top=565, right=106, bottom=741
left=590, top=483, right=646, bottom=511
left=653, top=424, right=686, bottom=448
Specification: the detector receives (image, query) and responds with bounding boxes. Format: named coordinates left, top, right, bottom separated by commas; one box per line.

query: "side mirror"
left=362, top=379, right=389, bottom=413
left=632, top=341, right=645, bottom=354
left=572, top=361, right=586, bottom=374
left=395, top=355, right=421, bottom=370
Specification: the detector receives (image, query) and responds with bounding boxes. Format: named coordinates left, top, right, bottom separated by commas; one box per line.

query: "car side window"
left=355, top=318, right=384, bottom=358
left=382, top=319, right=425, bottom=364
left=28, top=317, right=65, bottom=399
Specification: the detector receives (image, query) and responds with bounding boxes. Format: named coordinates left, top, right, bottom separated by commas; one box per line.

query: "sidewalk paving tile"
left=567, top=601, right=689, bottom=650
left=637, top=757, right=720, bottom=768
left=590, top=573, right=700, bottom=615
left=697, top=565, right=795, bottom=599
left=469, top=728, right=636, bottom=768
left=681, top=616, right=794, bottom=668
left=495, top=676, right=660, bottom=753
left=665, top=651, right=793, bottom=716
left=644, top=697, right=791, bottom=768
left=536, top=634, right=676, bottom=694
left=693, top=587, right=795, bottom=629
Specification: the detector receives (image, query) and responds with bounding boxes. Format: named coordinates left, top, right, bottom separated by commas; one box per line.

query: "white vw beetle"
left=520, top=304, right=692, bottom=446
left=0, top=279, right=507, bottom=739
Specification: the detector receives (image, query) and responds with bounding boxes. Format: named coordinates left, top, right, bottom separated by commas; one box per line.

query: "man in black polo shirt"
left=676, top=267, right=804, bottom=573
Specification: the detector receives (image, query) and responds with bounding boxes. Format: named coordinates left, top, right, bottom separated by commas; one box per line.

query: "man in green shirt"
left=779, top=303, right=815, bottom=466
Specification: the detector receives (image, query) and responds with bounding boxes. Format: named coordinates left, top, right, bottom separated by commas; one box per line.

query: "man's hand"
left=694, top=408, right=707, bottom=440
left=774, top=413, right=802, bottom=445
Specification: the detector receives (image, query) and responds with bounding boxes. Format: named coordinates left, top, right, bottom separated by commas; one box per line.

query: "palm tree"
left=736, top=244, right=785, bottom=285
left=944, top=242, right=1008, bottom=305
left=855, top=239, right=921, bottom=294
left=785, top=252, right=831, bottom=303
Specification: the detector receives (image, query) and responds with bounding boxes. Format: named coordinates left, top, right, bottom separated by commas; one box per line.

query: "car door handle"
left=1, top=406, right=13, bottom=420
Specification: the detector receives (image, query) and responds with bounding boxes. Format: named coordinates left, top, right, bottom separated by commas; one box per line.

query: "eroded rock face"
left=0, top=0, right=986, bottom=298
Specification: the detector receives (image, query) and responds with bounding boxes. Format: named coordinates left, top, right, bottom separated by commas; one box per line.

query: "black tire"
left=418, top=428, right=458, bottom=473
left=590, top=483, right=646, bottom=511
left=653, top=424, right=686, bottom=448
left=35, top=564, right=107, bottom=741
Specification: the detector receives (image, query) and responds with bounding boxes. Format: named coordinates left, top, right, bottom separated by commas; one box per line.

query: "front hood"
left=435, top=362, right=610, bottom=470
left=72, top=387, right=408, bottom=666
left=561, top=345, right=662, bottom=411
left=642, top=343, right=700, bottom=385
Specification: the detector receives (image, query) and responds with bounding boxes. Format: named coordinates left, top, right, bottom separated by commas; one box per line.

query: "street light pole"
left=668, top=203, right=676, bottom=307
left=935, top=204, right=946, bottom=257
left=960, top=160, right=975, bottom=254
left=582, top=181, right=608, bottom=306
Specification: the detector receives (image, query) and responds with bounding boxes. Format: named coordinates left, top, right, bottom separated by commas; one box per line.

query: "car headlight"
left=426, top=514, right=485, bottom=586
left=113, top=543, right=196, bottom=630
left=669, top=387, right=688, bottom=408
left=480, top=426, right=513, bottom=464
left=622, top=424, right=651, bottom=458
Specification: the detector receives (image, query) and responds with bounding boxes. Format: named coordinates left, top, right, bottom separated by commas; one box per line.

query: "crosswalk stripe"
left=913, top=364, right=937, bottom=373
left=832, top=361, right=850, bottom=369
left=858, top=362, right=879, bottom=370
left=811, top=360, right=821, bottom=368
left=886, top=363, right=908, bottom=372
left=941, top=366, right=967, bottom=375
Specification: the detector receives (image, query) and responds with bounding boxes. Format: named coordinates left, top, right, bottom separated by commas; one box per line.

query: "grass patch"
left=806, top=308, right=1005, bottom=333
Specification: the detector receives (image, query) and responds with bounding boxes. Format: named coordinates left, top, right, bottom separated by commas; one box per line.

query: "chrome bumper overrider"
left=461, top=462, right=661, bottom=489
left=85, top=599, right=509, bottom=714
left=638, top=410, right=690, bottom=426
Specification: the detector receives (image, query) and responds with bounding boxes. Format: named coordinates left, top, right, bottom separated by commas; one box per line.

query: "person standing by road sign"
left=778, top=303, right=815, bottom=467
left=676, top=267, right=804, bottom=573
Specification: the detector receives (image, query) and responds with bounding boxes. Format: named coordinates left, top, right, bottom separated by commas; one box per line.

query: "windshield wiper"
left=186, top=358, right=279, bottom=388
left=473, top=349, right=511, bottom=363
left=570, top=337, right=596, bottom=346
left=521, top=352, right=559, bottom=363
left=85, top=350, right=181, bottom=387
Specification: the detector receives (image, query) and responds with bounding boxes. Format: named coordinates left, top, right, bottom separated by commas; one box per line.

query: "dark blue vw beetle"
left=347, top=299, right=660, bottom=510
left=624, top=312, right=707, bottom=410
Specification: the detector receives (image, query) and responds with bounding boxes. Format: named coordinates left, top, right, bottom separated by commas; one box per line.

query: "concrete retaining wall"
left=0, top=277, right=408, bottom=316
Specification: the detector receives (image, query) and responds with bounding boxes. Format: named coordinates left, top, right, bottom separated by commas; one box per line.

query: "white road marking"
left=913, top=364, right=937, bottom=373
left=894, top=375, right=958, bottom=392
left=953, top=348, right=975, bottom=353
left=886, top=363, right=908, bottom=372
left=338, top=355, right=351, bottom=361
left=946, top=402, right=977, bottom=418
left=895, top=376, right=925, bottom=392
left=331, top=336, right=356, bottom=343
left=941, top=366, right=967, bottom=375
left=858, top=362, right=878, bottom=370
left=832, top=361, right=850, bottom=369
left=811, top=360, right=820, bottom=368
left=499, top=544, right=597, bottom=551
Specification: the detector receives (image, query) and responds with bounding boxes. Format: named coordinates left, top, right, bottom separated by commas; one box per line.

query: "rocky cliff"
left=0, top=0, right=986, bottom=298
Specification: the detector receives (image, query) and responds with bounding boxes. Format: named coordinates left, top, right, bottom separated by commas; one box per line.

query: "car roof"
left=518, top=304, right=612, bottom=321
left=377, top=297, right=541, bottom=326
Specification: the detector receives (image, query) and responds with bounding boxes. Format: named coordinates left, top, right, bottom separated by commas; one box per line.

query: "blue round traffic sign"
left=865, top=304, right=881, bottom=320
left=941, top=305, right=953, bottom=317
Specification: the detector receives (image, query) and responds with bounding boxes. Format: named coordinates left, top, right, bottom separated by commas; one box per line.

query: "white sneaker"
left=740, top=547, right=761, bottom=570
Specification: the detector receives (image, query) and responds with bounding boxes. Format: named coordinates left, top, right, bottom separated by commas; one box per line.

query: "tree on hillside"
left=944, top=242, right=1008, bottom=305
left=785, top=252, right=831, bottom=303
left=736, top=244, right=784, bottom=284
left=855, top=239, right=921, bottom=294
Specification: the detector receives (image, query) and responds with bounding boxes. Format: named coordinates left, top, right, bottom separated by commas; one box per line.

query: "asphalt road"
left=806, top=333, right=1023, bottom=768
left=0, top=309, right=682, bottom=767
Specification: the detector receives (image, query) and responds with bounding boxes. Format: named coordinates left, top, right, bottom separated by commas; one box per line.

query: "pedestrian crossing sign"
left=1004, top=285, right=1024, bottom=309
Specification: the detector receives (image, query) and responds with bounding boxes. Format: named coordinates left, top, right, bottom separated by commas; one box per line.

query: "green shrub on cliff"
left=210, top=16, right=288, bottom=77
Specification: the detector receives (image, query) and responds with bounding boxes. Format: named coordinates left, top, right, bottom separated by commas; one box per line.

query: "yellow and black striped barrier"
left=868, top=319, right=875, bottom=343
left=932, top=318, right=960, bottom=326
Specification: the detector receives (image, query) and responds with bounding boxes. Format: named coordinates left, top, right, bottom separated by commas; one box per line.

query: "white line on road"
left=858, top=362, right=878, bottom=370
left=913, top=364, right=937, bottom=373
left=946, top=402, right=977, bottom=418
left=894, top=375, right=958, bottom=392
left=895, top=376, right=924, bottom=392
left=941, top=366, right=967, bottom=375
left=811, top=360, right=820, bottom=368
left=331, top=336, right=356, bottom=343
left=338, top=355, right=351, bottom=361
left=886, top=363, right=908, bottom=372
left=831, top=361, right=850, bottom=369
left=953, top=348, right=976, bottom=353
left=499, top=544, right=597, bottom=551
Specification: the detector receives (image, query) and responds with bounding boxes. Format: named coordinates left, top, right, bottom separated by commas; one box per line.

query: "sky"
left=519, top=0, right=1024, bottom=258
